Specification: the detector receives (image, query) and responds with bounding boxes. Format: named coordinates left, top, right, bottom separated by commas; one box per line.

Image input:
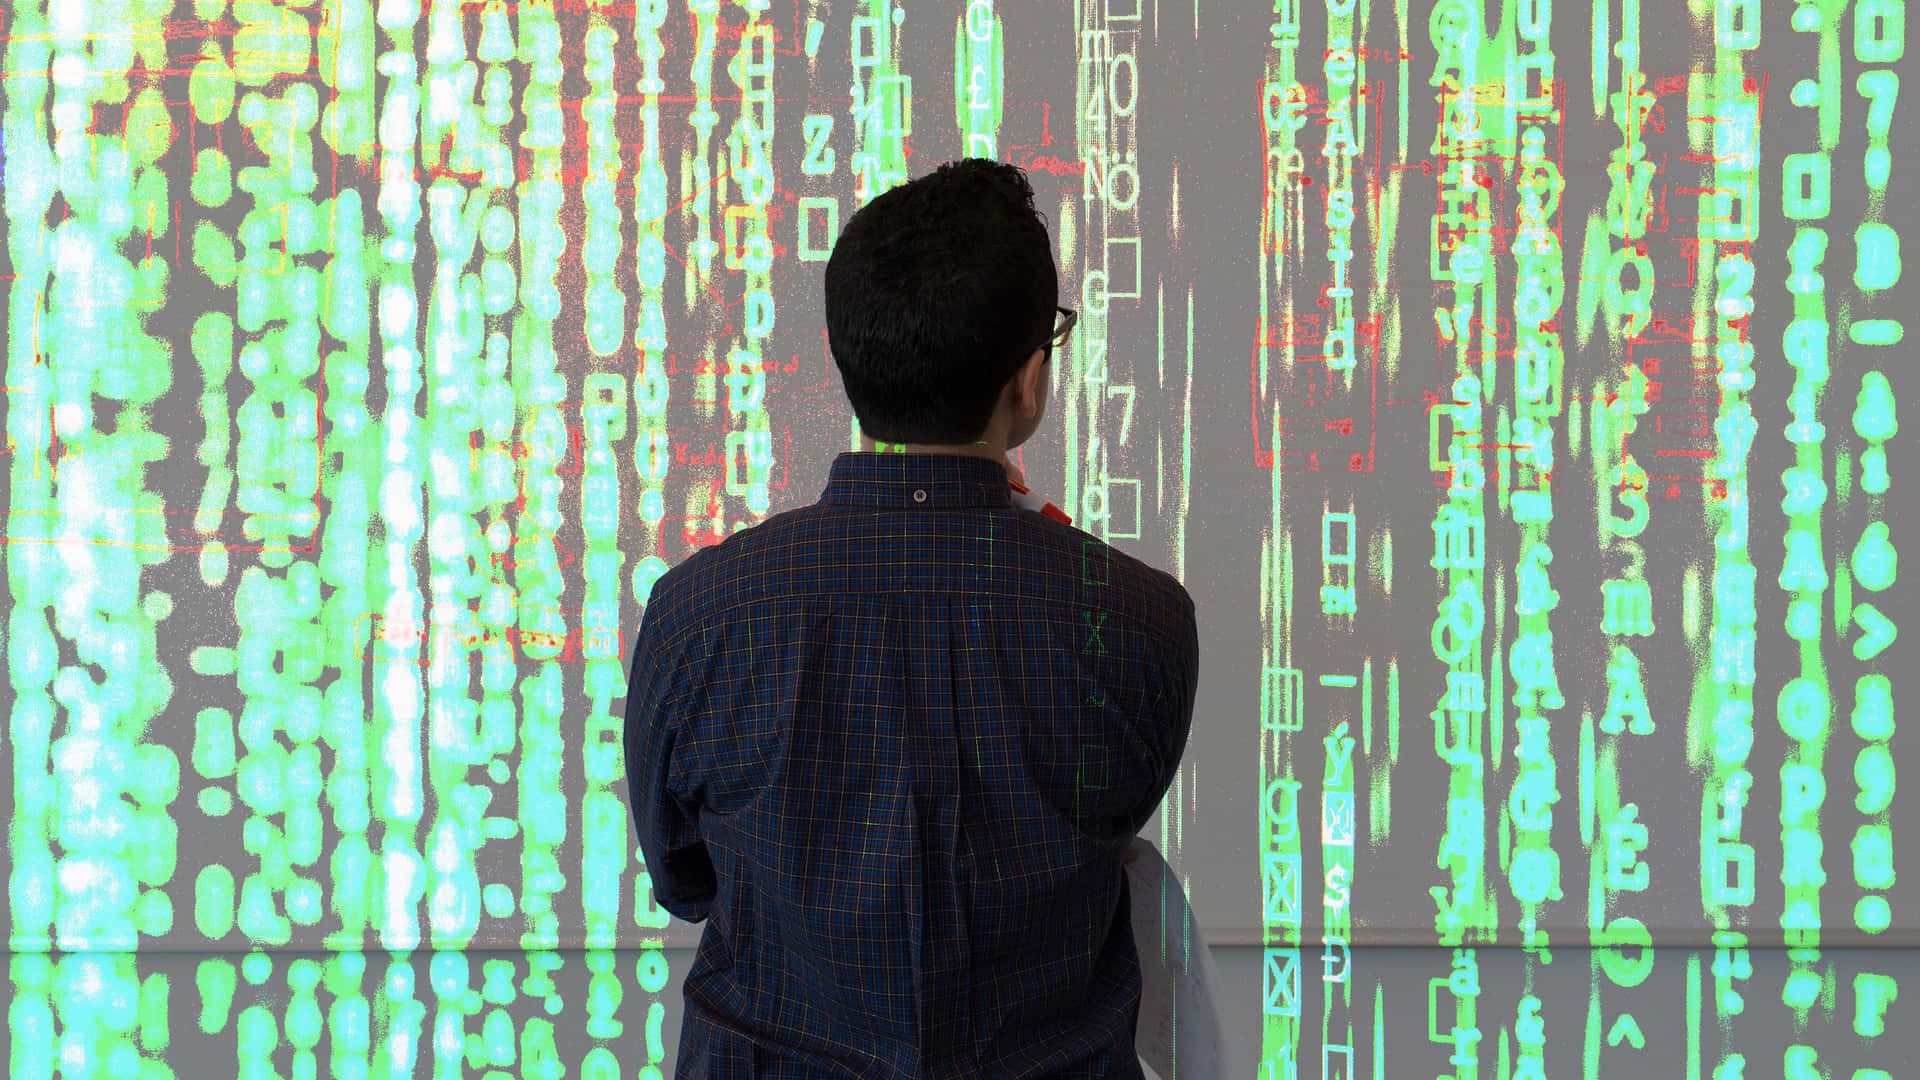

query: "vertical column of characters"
left=414, top=0, right=497, bottom=971
left=12, top=0, right=183, bottom=1051
left=1503, top=10, right=1567, bottom=1057
left=1316, top=23, right=1370, bottom=1063
left=1257, top=4, right=1309, bottom=1076
left=300, top=0, right=424, bottom=1067
left=1614, top=64, right=1721, bottom=510
left=576, top=187, right=629, bottom=1080
left=1843, top=429, right=1897, bottom=1070
left=1254, top=2, right=1305, bottom=473
left=1073, top=7, right=1136, bottom=546
left=506, top=0, right=570, bottom=950
left=677, top=0, right=722, bottom=529
left=189, top=18, right=330, bottom=1048
left=1629, top=91, right=1731, bottom=515
left=849, top=0, right=910, bottom=209
left=1695, top=4, right=1761, bottom=1069
left=1772, top=4, right=1845, bottom=1066
left=954, top=0, right=1004, bottom=160
left=581, top=13, right=625, bottom=358
left=1839, top=3, right=1902, bottom=1075
left=681, top=0, right=719, bottom=296
left=1428, top=15, right=1495, bottom=399
left=239, top=39, right=337, bottom=1074
left=309, top=0, right=382, bottom=960
left=333, top=6, right=404, bottom=1072
left=626, top=4, right=681, bottom=1051
left=628, top=0, right=675, bottom=834
left=1318, top=0, right=1364, bottom=948
left=1318, top=530, right=1358, bottom=1074
left=1095, top=9, right=1141, bottom=544
left=1320, top=0, right=1363, bottom=452
left=1258, top=665, right=1307, bottom=1074
left=576, top=8, right=629, bottom=961
left=720, top=12, right=776, bottom=522
left=2, top=0, right=95, bottom=1059
left=180, top=21, right=252, bottom=1011
left=585, top=372, right=648, bottom=1058
left=1584, top=1, right=1661, bottom=1073
left=464, top=4, right=516, bottom=191
left=796, top=4, right=847, bottom=462
left=228, top=5, right=328, bottom=551
left=1426, top=5, right=1493, bottom=1078
left=1253, top=13, right=1380, bottom=476
left=432, top=0, right=546, bottom=964
left=588, top=376, right=655, bottom=1060
left=0, top=33, right=60, bottom=1011
left=1314, top=0, right=1380, bottom=481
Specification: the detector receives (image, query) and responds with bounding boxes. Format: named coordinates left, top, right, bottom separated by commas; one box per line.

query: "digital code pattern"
left=1, top=0, right=1911, bottom=1075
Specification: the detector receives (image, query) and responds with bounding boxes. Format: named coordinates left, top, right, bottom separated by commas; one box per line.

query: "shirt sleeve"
left=1135, top=583, right=1200, bottom=833
left=624, top=582, right=717, bottom=923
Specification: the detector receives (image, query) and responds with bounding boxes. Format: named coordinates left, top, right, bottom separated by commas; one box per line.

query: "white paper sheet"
left=1126, top=837, right=1255, bottom=1080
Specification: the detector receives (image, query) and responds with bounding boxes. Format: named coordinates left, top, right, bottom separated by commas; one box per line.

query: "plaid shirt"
left=624, top=451, right=1199, bottom=1078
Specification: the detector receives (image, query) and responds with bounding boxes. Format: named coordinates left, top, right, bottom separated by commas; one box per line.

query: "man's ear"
left=1020, top=349, right=1048, bottom=412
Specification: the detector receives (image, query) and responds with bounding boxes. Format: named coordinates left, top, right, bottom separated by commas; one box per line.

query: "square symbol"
left=1263, top=948, right=1300, bottom=1016
left=1105, top=237, right=1141, bottom=299
left=1263, top=851, right=1301, bottom=925
left=1100, top=478, right=1142, bottom=540
left=852, top=17, right=881, bottom=65
left=1264, top=667, right=1304, bottom=732
left=1322, top=792, right=1355, bottom=847
left=797, top=197, right=838, bottom=262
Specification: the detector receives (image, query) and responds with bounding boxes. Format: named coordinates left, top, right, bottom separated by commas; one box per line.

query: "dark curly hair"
left=825, top=158, right=1058, bottom=445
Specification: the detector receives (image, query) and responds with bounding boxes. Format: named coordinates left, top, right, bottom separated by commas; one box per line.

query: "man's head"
left=825, top=158, right=1068, bottom=458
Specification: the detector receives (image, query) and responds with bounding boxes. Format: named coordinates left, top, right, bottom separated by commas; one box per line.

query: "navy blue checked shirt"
left=624, top=451, right=1199, bottom=1079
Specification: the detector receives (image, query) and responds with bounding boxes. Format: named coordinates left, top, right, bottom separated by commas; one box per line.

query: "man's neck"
left=856, top=435, right=1005, bottom=463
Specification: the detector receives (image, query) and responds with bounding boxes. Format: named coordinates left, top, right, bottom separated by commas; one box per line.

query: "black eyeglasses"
left=1042, top=306, right=1076, bottom=362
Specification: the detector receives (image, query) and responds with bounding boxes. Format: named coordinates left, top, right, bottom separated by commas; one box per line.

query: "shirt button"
left=913, top=489, right=927, bottom=502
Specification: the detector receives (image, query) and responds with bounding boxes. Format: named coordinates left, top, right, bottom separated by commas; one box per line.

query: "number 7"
left=1107, top=384, right=1135, bottom=445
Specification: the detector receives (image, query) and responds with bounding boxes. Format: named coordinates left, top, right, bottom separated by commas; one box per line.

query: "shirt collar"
left=819, top=451, right=1014, bottom=511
